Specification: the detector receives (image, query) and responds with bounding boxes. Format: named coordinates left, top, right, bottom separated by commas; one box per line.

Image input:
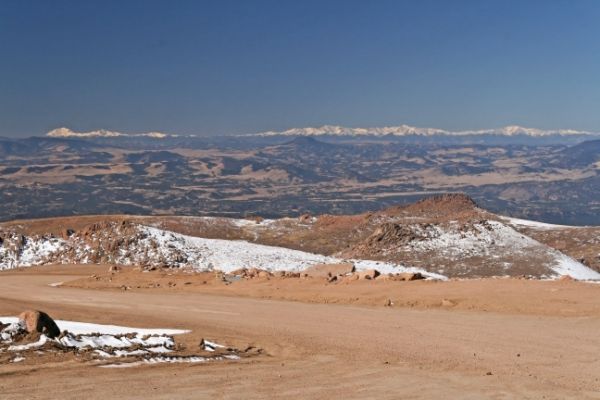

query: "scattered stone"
left=230, top=268, right=248, bottom=276
left=61, top=228, right=75, bottom=239
left=397, top=272, right=424, bottom=281
left=385, top=299, right=393, bottom=307
left=18, top=310, right=61, bottom=339
left=304, top=263, right=355, bottom=278
left=108, top=265, right=121, bottom=273
left=298, top=214, right=312, bottom=223
left=257, top=270, right=272, bottom=279
left=357, top=269, right=380, bottom=280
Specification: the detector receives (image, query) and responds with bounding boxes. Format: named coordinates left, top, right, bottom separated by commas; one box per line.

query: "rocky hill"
left=2, top=195, right=599, bottom=280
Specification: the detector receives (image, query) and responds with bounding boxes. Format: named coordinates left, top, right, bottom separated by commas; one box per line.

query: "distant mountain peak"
left=46, top=127, right=172, bottom=139
left=251, top=124, right=600, bottom=138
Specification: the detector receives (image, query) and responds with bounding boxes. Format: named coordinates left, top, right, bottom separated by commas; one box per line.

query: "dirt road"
left=1, top=267, right=600, bottom=399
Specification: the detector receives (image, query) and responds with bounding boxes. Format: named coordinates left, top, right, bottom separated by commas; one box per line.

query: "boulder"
left=357, top=269, right=380, bottom=280
left=257, top=270, right=272, bottom=278
left=298, top=214, right=313, bottom=223
left=304, top=263, right=355, bottom=278
left=18, top=310, right=61, bottom=338
left=230, top=268, right=249, bottom=277
left=61, top=228, right=75, bottom=239
left=397, top=272, right=425, bottom=281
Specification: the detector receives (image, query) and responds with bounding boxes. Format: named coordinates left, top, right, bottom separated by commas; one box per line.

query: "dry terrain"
left=2, top=265, right=600, bottom=399
left=3, top=134, right=600, bottom=224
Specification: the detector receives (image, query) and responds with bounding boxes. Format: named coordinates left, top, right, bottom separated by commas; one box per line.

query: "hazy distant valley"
left=1, top=130, right=600, bottom=224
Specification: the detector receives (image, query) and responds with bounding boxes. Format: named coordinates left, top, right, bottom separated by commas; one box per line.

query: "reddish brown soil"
left=2, top=265, right=600, bottom=399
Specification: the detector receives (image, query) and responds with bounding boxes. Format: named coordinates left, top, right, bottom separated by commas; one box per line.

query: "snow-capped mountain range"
left=46, top=127, right=174, bottom=139
left=46, top=124, right=600, bottom=139
left=253, top=124, right=600, bottom=137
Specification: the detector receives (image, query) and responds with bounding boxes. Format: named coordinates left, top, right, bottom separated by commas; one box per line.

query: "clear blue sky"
left=2, top=0, right=600, bottom=137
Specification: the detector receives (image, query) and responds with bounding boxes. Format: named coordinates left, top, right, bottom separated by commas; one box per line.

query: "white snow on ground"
left=0, top=224, right=444, bottom=279
left=351, top=259, right=447, bottom=280
left=505, top=217, right=578, bottom=230
left=0, top=320, right=25, bottom=342
left=18, top=238, right=65, bottom=266
left=201, top=339, right=225, bottom=352
left=0, top=318, right=183, bottom=356
left=402, top=221, right=527, bottom=257
left=0, top=317, right=237, bottom=367
left=229, top=218, right=277, bottom=228
left=0, top=234, right=65, bottom=270
left=0, top=317, right=188, bottom=336
left=100, top=354, right=241, bottom=368
left=399, top=220, right=600, bottom=280
left=550, top=252, right=600, bottom=281
left=2, top=219, right=597, bottom=280
left=8, top=335, right=47, bottom=351
left=140, top=226, right=445, bottom=279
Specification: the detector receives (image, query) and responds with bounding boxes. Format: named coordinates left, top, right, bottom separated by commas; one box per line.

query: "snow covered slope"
left=342, top=220, right=600, bottom=280
left=0, top=224, right=443, bottom=279
left=2, top=216, right=598, bottom=280
left=504, top=217, right=578, bottom=230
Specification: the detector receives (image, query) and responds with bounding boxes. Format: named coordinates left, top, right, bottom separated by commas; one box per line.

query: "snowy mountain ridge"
left=252, top=124, right=600, bottom=137
left=45, top=124, right=600, bottom=139
left=46, top=127, right=173, bottom=139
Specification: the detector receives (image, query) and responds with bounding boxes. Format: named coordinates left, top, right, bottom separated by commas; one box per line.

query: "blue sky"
left=2, top=0, right=600, bottom=137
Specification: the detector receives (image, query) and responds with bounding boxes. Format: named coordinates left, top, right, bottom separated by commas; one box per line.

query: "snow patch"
left=392, top=220, right=600, bottom=280
left=506, top=217, right=578, bottom=230
left=8, top=335, right=47, bottom=351
left=549, top=252, right=600, bottom=281
left=0, top=317, right=239, bottom=368
left=0, top=317, right=188, bottom=336
left=139, top=226, right=445, bottom=279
